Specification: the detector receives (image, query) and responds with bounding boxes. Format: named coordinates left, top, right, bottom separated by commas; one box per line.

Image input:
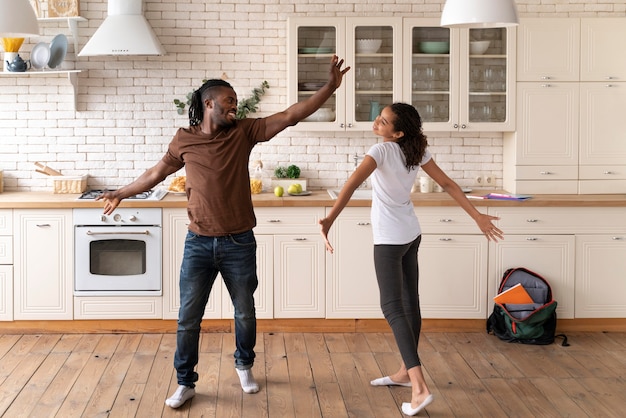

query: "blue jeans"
left=174, top=230, right=258, bottom=388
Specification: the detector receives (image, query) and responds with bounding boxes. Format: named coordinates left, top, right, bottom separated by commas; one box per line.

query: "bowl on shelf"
left=303, top=108, right=335, bottom=122
left=470, top=41, right=491, bottom=55
left=356, top=39, right=382, bottom=54
left=418, top=41, right=450, bottom=54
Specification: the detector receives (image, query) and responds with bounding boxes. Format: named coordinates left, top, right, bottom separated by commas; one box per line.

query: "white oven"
left=74, top=208, right=162, bottom=296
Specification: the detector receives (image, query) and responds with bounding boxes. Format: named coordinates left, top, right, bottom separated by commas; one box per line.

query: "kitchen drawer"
left=490, top=207, right=626, bottom=234
left=515, top=165, right=578, bottom=180
left=254, top=207, right=325, bottom=234
left=415, top=207, right=481, bottom=234
left=579, top=165, right=626, bottom=179
left=508, top=180, right=579, bottom=195
left=0, top=236, right=12, bottom=264
left=0, top=209, right=12, bottom=235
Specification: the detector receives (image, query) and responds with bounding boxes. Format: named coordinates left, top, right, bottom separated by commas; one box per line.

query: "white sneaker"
left=165, top=385, right=195, bottom=408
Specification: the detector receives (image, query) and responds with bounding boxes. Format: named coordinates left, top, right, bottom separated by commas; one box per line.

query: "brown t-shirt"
left=161, top=118, right=269, bottom=236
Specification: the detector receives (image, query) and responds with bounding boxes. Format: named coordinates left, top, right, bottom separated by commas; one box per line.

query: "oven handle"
left=86, top=230, right=151, bottom=235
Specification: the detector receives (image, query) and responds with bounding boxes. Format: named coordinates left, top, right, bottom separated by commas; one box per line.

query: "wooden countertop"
left=1, top=190, right=625, bottom=208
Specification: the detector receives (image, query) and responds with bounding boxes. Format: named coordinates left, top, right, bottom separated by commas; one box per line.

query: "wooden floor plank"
left=331, top=352, right=376, bottom=418
left=353, top=352, right=404, bottom=417
left=530, top=377, right=589, bottom=417
left=286, top=352, right=322, bottom=418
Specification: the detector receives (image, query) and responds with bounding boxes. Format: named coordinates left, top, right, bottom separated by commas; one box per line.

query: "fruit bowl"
left=470, top=41, right=491, bottom=55
left=418, top=41, right=450, bottom=54
left=356, top=39, right=382, bottom=54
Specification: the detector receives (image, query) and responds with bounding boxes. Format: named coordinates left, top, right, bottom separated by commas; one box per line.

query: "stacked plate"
left=30, top=34, right=68, bottom=70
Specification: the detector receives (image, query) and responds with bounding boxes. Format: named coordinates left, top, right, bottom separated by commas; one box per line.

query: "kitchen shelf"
left=0, top=70, right=81, bottom=110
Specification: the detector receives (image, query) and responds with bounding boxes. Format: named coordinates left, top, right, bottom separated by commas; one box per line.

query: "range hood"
left=78, top=0, right=165, bottom=56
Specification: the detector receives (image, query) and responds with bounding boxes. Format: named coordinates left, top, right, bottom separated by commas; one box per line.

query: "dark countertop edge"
left=0, top=190, right=626, bottom=208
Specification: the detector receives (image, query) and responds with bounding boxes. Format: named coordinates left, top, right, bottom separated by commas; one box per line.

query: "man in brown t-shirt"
left=97, top=55, right=349, bottom=409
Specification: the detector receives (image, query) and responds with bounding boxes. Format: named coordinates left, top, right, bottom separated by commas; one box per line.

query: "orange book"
left=494, top=283, right=534, bottom=304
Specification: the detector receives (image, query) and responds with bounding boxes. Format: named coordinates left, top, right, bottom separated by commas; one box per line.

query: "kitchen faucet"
left=352, top=153, right=368, bottom=189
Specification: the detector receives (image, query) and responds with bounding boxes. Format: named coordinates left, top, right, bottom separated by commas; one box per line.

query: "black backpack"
left=487, top=267, right=569, bottom=346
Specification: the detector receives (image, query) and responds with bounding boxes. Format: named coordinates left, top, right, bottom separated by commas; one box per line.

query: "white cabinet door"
left=273, top=234, right=324, bottom=318
left=404, top=18, right=516, bottom=132
left=288, top=17, right=402, bottom=132
left=419, top=234, right=488, bottom=319
left=488, top=235, right=576, bottom=319
left=578, top=82, right=626, bottom=193
left=580, top=18, right=626, bottom=82
left=325, top=207, right=382, bottom=318
left=162, top=209, right=221, bottom=319
left=0, top=266, right=12, bottom=321
left=517, top=18, right=580, bottom=81
left=575, top=234, right=626, bottom=318
left=503, top=82, right=579, bottom=194
left=13, top=209, right=73, bottom=320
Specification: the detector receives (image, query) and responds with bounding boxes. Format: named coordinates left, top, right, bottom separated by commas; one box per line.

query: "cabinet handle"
left=461, top=124, right=467, bottom=129
left=340, top=123, right=345, bottom=128
left=611, top=236, right=623, bottom=241
left=347, top=123, right=353, bottom=128
left=36, top=224, right=51, bottom=227
left=357, top=222, right=370, bottom=226
left=540, top=84, right=552, bottom=88
left=453, top=123, right=459, bottom=129
left=439, top=219, right=453, bottom=223
left=603, top=171, right=615, bottom=175
left=526, top=219, right=539, bottom=223
left=540, top=76, right=552, bottom=80
left=293, top=238, right=307, bottom=241
left=266, top=219, right=281, bottom=223
left=605, top=84, right=616, bottom=88
left=605, top=76, right=616, bottom=80
left=439, top=237, right=452, bottom=241
left=526, top=237, right=538, bottom=241
left=539, top=171, right=553, bottom=175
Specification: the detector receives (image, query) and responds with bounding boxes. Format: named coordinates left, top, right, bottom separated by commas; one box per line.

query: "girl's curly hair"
left=188, top=79, right=234, bottom=126
left=388, top=103, right=429, bottom=171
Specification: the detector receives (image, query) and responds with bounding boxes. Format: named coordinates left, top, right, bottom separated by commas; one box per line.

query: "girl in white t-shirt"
left=319, top=103, right=503, bottom=416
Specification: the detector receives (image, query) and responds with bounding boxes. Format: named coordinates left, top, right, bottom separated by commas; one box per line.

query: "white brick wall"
left=0, top=0, right=624, bottom=191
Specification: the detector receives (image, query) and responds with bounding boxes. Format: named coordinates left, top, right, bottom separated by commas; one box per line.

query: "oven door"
left=75, top=225, right=162, bottom=295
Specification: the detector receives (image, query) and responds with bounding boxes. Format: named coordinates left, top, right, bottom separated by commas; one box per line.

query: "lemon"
left=274, top=186, right=284, bottom=197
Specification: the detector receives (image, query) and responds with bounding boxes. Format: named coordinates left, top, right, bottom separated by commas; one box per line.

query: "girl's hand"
left=319, top=218, right=335, bottom=253
left=475, top=214, right=503, bottom=242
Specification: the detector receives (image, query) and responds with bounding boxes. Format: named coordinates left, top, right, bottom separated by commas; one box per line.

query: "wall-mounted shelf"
left=0, top=70, right=81, bottom=110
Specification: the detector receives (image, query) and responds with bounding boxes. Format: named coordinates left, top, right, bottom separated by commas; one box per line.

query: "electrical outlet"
left=474, top=172, right=494, bottom=187
left=474, top=175, right=484, bottom=186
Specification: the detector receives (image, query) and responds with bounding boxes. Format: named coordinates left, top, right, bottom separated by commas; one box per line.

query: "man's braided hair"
left=188, top=79, right=234, bottom=126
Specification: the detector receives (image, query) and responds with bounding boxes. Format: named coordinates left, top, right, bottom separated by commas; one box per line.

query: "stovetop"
left=77, top=189, right=167, bottom=201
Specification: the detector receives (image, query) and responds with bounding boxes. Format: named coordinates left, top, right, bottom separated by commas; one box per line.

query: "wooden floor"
left=1, top=331, right=625, bottom=418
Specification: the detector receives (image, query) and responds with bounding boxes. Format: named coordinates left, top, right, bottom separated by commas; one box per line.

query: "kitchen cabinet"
left=575, top=235, right=626, bottom=318
left=325, top=207, right=381, bottom=318
left=488, top=208, right=577, bottom=319
left=288, top=17, right=402, bottom=132
left=416, top=208, right=488, bottom=318
left=578, top=83, right=626, bottom=193
left=255, top=207, right=324, bottom=318
left=505, top=17, right=626, bottom=194
left=13, top=209, right=73, bottom=320
left=0, top=210, right=12, bottom=321
left=403, top=18, right=516, bottom=132
left=503, top=82, right=579, bottom=194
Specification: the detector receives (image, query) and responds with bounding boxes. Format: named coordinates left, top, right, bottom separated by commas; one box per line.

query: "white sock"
left=236, top=368, right=259, bottom=393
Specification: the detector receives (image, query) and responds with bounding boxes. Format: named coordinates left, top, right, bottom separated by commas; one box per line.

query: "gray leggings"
left=373, top=235, right=422, bottom=370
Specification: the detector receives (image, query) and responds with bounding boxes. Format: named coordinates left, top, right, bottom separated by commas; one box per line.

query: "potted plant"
left=271, top=164, right=307, bottom=191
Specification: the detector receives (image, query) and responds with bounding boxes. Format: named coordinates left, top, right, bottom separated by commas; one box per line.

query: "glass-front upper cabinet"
left=404, top=19, right=516, bottom=132
left=288, top=17, right=402, bottom=131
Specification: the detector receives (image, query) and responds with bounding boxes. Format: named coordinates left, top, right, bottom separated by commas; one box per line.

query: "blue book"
left=484, top=193, right=532, bottom=201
